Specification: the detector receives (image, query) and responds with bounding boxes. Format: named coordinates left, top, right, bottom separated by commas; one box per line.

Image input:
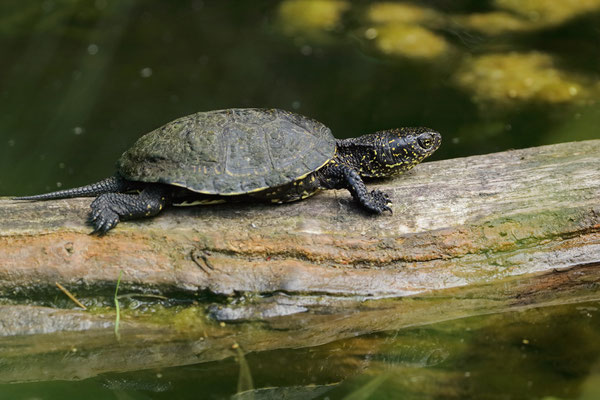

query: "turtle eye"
left=417, top=133, right=434, bottom=149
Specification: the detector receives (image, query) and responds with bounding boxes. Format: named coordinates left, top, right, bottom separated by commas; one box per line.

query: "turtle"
left=15, top=108, right=441, bottom=233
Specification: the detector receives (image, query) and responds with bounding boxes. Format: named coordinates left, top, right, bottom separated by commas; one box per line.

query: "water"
left=3, top=301, right=600, bottom=399
left=2, top=0, right=599, bottom=196
left=1, top=1, right=600, bottom=398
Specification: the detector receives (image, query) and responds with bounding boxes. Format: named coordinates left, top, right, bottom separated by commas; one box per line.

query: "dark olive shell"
left=117, top=108, right=336, bottom=195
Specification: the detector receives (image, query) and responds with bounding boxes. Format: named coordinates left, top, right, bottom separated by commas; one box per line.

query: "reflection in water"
left=276, top=0, right=350, bottom=42
left=304, top=301, right=600, bottom=399
left=276, top=0, right=600, bottom=105
left=368, top=23, right=450, bottom=60
left=366, top=2, right=443, bottom=26
left=102, top=377, right=172, bottom=392
left=455, top=52, right=588, bottom=104
left=2, top=301, right=600, bottom=399
left=495, top=0, right=600, bottom=27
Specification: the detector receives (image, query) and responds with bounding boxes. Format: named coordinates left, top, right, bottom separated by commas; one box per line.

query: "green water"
left=3, top=301, right=600, bottom=399
left=1, top=1, right=600, bottom=398
left=2, top=0, right=599, bottom=196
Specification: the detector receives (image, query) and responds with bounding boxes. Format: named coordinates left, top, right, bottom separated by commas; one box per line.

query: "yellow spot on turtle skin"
left=159, top=205, right=163, bottom=210
left=310, top=176, right=315, bottom=182
left=145, top=211, right=151, bottom=216
left=147, top=204, right=152, bottom=209
left=298, top=181, right=304, bottom=186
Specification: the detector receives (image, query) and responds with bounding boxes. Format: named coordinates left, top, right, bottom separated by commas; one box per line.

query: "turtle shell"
left=116, top=108, right=336, bottom=195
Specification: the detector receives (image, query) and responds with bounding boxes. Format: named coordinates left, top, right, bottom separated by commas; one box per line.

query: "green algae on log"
left=0, top=140, right=599, bottom=299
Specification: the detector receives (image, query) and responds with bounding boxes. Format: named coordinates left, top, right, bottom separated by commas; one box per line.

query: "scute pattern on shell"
left=116, top=108, right=336, bottom=195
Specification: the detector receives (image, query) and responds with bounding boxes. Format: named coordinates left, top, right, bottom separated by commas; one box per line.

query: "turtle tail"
left=13, top=175, right=128, bottom=201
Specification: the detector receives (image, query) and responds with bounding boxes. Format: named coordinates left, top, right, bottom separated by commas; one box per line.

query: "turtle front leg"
left=90, top=185, right=171, bottom=233
left=319, top=164, right=392, bottom=214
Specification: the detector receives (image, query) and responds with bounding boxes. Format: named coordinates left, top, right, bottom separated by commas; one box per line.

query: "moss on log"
left=1, top=140, right=599, bottom=298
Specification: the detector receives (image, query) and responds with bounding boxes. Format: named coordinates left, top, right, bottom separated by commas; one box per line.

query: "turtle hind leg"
left=90, top=185, right=171, bottom=234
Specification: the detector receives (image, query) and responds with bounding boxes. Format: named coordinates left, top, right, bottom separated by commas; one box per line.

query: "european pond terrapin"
left=15, top=108, right=441, bottom=233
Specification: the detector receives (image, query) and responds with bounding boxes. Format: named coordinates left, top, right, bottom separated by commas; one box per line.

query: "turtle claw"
left=90, top=207, right=102, bottom=221
left=90, top=210, right=119, bottom=235
left=89, top=195, right=120, bottom=234
left=367, top=190, right=393, bottom=214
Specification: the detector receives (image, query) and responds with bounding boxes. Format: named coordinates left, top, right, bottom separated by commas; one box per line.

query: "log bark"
left=1, top=140, right=599, bottom=298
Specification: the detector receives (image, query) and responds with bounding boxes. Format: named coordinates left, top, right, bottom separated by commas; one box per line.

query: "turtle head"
left=356, top=127, right=441, bottom=177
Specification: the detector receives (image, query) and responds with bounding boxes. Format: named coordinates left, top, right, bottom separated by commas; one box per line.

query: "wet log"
left=1, top=139, right=599, bottom=299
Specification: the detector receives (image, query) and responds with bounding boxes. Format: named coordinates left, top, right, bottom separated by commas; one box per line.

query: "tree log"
left=1, top=140, right=599, bottom=298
